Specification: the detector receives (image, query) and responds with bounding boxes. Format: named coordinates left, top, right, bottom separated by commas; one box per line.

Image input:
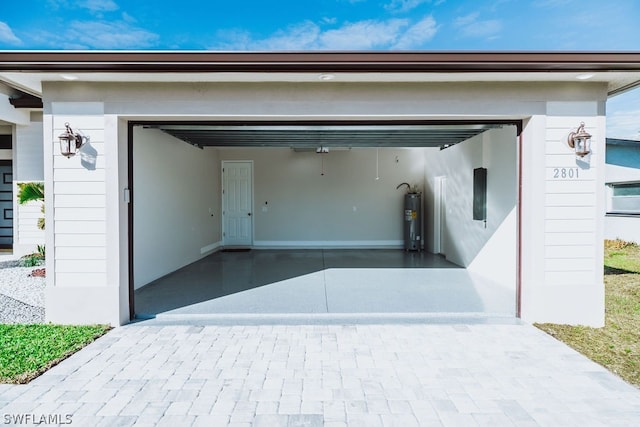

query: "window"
left=608, top=183, right=640, bottom=214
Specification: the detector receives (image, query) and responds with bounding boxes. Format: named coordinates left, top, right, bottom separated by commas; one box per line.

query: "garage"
left=2, top=51, right=627, bottom=326
left=130, top=121, right=519, bottom=321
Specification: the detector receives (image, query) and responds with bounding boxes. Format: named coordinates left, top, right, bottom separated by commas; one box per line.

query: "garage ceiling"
left=147, top=123, right=507, bottom=149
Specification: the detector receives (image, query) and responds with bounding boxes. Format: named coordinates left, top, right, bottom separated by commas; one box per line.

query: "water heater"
left=403, top=193, right=422, bottom=251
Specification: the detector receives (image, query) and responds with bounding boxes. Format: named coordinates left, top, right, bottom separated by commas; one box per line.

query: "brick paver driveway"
left=2, top=322, right=640, bottom=426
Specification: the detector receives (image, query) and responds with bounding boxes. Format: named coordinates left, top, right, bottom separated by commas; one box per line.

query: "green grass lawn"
left=536, top=239, right=640, bottom=386
left=0, top=324, right=111, bottom=384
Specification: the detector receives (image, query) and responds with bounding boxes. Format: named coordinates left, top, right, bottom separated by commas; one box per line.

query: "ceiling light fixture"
left=576, top=73, right=595, bottom=80
left=318, top=74, right=335, bottom=81
left=60, top=74, right=79, bottom=81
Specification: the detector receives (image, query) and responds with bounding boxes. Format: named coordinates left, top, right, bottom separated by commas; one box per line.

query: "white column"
left=45, top=103, right=126, bottom=325
left=521, top=106, right=605, bottom=326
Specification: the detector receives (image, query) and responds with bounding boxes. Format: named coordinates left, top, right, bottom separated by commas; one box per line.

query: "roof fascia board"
left=1, top=51, right=640, bottom=73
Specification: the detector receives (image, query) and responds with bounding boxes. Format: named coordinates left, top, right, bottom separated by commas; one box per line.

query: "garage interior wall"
left=133, top=126, right=519, bottom=290
left=134, top=128, right=428, bottom=289
left=424, top=126, right=517, bottom=287
left=133, top=128, right=220, bottom=289
left=218, top=147, right=426, bottom=246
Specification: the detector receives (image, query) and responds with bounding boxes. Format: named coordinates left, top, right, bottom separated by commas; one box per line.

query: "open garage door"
left=129, top=120, right=520, bottom=321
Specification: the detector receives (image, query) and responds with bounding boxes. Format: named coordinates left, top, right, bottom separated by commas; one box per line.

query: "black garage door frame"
left=126, top=119, right=524, bottom=321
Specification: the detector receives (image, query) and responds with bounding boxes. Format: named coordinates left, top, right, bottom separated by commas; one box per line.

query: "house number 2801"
left=553, top=167, right=579, bottom=179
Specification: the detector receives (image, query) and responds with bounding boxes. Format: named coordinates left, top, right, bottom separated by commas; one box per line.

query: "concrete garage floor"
left=134, top=249, right=516, bottom=323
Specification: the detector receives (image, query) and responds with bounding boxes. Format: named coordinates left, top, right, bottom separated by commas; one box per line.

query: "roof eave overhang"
left=8, top=93, right=43, bottom=108
left=1, top=51, right=640, bottom=73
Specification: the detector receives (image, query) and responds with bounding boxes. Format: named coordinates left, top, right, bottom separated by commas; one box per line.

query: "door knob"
left=248, top=212, right=251, bottom=216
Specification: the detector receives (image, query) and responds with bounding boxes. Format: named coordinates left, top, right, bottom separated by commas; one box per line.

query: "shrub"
left=19, top=251, right=45, bottom=268
left=605, top=239, right=638, bottom=252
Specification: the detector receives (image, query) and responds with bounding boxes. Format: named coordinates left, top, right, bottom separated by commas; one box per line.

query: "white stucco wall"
left=0, top=93, right=30, bottom=126
left=219, top=147, right=424, bottom=247
left=133, top=127, right=220, bottom=289
left=15, top=112, right=44, bottom=181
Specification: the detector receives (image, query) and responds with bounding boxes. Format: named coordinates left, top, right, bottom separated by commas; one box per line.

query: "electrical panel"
left=473, top=167, right=487, bottom=221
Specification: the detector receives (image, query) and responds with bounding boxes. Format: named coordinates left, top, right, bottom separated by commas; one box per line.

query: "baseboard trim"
left=252, top=240, right=404, bottom=249
left=201, top=241, right=223, bottom=254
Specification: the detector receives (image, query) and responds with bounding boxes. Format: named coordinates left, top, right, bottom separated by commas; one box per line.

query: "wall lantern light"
left=58, top=122, right=84, bottom=158
left=567, top=121, right=591, bottom=157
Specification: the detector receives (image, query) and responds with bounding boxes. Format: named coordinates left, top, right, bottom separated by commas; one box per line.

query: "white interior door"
left=222, top=161, right=253, bottom=246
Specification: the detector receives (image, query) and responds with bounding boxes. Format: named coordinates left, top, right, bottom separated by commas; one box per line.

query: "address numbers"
left=551, top=167, right=580, bottom=179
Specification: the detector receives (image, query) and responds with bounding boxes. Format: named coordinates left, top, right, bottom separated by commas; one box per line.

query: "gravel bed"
left=0, top=293, right=44, bottom=324
left=0, top=258, right=45, bottom=324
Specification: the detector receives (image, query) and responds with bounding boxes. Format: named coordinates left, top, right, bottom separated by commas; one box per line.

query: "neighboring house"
left=605, top=138, right=640, bottom=243
left=0, top=83, right=44, bottom=255
left=1, top=51, right=640, bottom=327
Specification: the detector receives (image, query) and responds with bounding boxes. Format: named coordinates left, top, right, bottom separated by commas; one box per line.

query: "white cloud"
left=319, top=19, right=408, bottom=49
left=79, top=0, right=119, bottom=12
left=385, top=0, right=430, bottom=13
left=33, top=20, right=158, bottom=49
left=212, top=29, right=254, bottom=51
left=68, top=20, right=157, bottom=48
left=212, top=16, right=439, bottom=50
left=533, top=0, right=572, bottom=7
left=454, top=12, right=501, bottom=39
left=393, top=16, right=438, bottom=49
left=47, top=0, right=69, bottom=9
left=0, top=21, right=21, bottom=45
left=255, top=21, right=321, bottom=50
left=47, top=0, right=119, bottom=12
left=121, top=12, right=137, bottom=24
left=454, top=12, right=479, bottom=27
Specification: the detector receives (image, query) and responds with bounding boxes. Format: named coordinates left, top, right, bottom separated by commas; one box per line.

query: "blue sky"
left=0, top=0, right=639, bottom=138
